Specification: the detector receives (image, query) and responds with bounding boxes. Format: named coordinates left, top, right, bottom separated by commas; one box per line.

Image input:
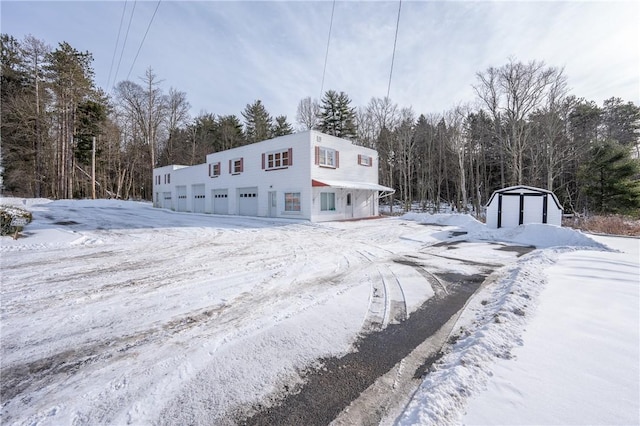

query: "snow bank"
left=0, top=197, right=52, bottom=209
left=402, top=213, right=609, bottom=250
left=396, top=248, right=565, bottom=425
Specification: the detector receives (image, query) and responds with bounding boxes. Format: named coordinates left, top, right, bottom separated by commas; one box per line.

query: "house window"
left=284, top=192, right=301, bottom=212
left=320, top=192, right=336, bottom=211
left=164, top=174, right=170, bottom=184
left=315, top=146, right=339, bottom=168
left=229, top=158, right=243, bottom=175
left=263, top=148, right=293, bottom=170
left=209, top=162, right=221, bottom=177
left=358, top=154, right=372, bottom=167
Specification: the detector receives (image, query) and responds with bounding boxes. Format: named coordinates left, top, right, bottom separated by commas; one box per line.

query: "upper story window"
left=263, top=148, right=293, bottom=171
left=164, top=173, right=171, bottom=184
left=229, top=158, right=244, bottom=175
left=209, top=162, right=221, bottom=177
left=315, top=146, right=339, bottom=168
left=358, top=154, right=372, bottom=167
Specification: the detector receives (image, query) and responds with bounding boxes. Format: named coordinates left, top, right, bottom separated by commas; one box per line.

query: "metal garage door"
left=238, top=187, right=258, bottom=216
left=162, top=192, right=172, bottom=210
left=176, top=185, right=187, bottom=212
left=192, top=184, right=205, bottom=213
left=212, top=189, right=228, bottom=214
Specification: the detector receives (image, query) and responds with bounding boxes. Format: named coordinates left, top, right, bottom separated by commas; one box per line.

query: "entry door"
left=268, top=191, right=277, bottom=217
left=346, top=192, right=353, bottom=218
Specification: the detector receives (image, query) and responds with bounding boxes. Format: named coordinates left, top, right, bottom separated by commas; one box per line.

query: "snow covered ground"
left=1, top=199, right=638, bottom=425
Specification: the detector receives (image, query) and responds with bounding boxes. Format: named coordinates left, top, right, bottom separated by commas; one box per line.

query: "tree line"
left=2, top=34, right=639, bottom=215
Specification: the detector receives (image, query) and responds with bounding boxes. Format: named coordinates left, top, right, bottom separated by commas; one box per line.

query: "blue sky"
left=2, top=1, right=638, bottom=125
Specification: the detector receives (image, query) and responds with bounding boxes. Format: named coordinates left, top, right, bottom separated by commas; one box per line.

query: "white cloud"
left=2, top=0, right=637, bottom=124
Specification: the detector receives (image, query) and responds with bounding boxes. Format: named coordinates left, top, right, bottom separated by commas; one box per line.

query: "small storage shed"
left=486, top=185, right=563, bottom=229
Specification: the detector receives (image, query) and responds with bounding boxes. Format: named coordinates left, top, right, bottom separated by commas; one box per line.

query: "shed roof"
left=486, top=185, right=563, bottom=210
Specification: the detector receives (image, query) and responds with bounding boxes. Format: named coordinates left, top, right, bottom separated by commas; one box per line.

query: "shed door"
left=212, top=189, right=228, bottom=214
left=238, top=187, right=258, bottom=216
left=176, top=186, right=187, bottom=212
left=523, top=195, right=544, bottom=225
left=192, top=184, right=205, bottom=213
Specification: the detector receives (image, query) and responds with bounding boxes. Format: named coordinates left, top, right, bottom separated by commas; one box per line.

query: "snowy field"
left=1, top=199, right=638, bottom=425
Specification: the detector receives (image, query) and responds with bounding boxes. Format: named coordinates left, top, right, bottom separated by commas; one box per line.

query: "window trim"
left=263, top=148, right=293, bottom=171
left=320, top=192, right=336, bottom=211
left=229, top=158, right=244, bottom=175
left=284, top=192, right=301, bottom=212
left=315, top=146, right=339, bottom=168
left=209, top=162, right=221, bottom=178
left=358, top=154, right=372, bottom=167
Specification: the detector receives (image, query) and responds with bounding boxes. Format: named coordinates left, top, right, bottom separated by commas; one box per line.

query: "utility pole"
left=92, top=136, right=96, bottom=199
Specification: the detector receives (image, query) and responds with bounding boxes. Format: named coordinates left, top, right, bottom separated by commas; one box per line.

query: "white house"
left=152, top=130, right=394, bottom=222
left=485, top=185, right=563, bottom=229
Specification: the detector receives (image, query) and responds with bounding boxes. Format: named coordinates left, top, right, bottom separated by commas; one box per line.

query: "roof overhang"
left=312, top=179, right=395, bottom=197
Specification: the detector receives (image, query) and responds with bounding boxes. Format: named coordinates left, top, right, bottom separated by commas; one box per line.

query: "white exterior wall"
left=309, top=131, right=380, bottom=222
left=152, top=130, right=387, bottom=222
left=153, top=165, right=189, bottom=210
left=204, top=132, right=312, bottom=219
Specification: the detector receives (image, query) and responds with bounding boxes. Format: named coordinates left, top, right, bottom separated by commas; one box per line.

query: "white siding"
left=152, top=131, right=386, bottom=222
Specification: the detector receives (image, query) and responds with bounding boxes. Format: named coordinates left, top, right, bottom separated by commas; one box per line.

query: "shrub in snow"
left=0, top=205, right=32, bottom=236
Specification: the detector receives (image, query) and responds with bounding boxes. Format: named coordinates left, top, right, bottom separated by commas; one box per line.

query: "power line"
left=105, top=0, right=127, bottom=90
left=387, top=0, right=402, bottom=100
left=320, top=0, right=336, bottom=100
left=126, top=0, right=161, bottom=81
left=113, top=0, right=137, bottom=87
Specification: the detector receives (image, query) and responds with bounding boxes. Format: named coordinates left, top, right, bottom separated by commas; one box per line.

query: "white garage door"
left=176, top=186, right=187, bottom=212
left=162, top=192, right=172, bottom=210
left=212, top=189, right=228, bottom=214
left=192, top=184, right=205, bottom=213
left=238, top=187, right=258, bottom=216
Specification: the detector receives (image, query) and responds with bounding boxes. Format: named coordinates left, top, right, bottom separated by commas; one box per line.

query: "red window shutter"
left=358, top=154, right=362, bottom=165
left=209, top=164, right=212, bottom=177
left=315, top=146, right=320, bottom=165
left=217, top=162, right=221, bottom=175
left=262, top=153, right=265, bottom=170
left=335, top=151, right=339, bottom=168
left=229, top=159, right=232, bottom=174
left=240, top=157, right=244, bottom=172
left=368, top=156, right=373, bottom=167
left=288, top=148, right=293, bottom=166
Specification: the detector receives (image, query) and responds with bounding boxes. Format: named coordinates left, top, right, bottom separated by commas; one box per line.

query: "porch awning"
left=312, top=179, right=395, bottom=194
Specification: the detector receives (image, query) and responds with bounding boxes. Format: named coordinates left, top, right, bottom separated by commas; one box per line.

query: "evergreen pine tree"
left=242, top=100, right=273, bottom=143
left=578, top=140, right=640, bottom=214
left=272, top=115, right=293, bottom=137
left=318, top=90, right=356, bottom=140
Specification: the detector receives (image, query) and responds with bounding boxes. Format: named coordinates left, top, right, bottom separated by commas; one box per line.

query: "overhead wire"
left=106, top=1, right=127, bottom=90
left=387, top=0, right=402, bottom=100
left=126, top=0, right=162, bottom=81
left=320, top=0, right=336, bottom=100
left=112, top=0, right=137, bottom=87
